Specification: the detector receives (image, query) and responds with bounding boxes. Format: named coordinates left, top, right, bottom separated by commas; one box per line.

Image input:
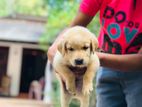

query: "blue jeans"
left=96, top=67, right=142, bottom=107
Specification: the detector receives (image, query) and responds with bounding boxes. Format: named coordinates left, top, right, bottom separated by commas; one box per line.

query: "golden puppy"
left=53, top=26, right=100, bottom=107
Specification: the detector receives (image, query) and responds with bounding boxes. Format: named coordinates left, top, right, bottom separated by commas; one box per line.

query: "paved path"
left=0, top=98, right=52, bottom=107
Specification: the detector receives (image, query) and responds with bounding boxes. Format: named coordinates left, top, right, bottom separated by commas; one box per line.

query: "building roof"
left=0, top=14, right=47, bottom=43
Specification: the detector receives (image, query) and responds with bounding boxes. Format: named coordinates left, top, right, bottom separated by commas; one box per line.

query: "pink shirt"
left=80, top=0, right=142, bottom=54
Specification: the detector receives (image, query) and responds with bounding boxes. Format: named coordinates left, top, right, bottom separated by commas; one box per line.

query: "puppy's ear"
left=90, top=35, right=98, bottom=53
left=57, top=40, right=67, bottom=56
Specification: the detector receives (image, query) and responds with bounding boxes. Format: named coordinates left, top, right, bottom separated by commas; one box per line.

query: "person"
left=28, top=77, right=45, bottom=100
left=48, top=0, right=142, bottom=107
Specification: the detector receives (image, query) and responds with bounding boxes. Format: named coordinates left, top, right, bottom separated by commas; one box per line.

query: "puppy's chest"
left=68, top=66, right=87, bottom=91
left=68, top=66, right=87, bottom=77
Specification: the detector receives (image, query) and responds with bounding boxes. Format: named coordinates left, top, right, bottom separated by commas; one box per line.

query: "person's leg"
left=123, top=71, right=142, bottom=107
left=96, top=67, right=127, bottom=107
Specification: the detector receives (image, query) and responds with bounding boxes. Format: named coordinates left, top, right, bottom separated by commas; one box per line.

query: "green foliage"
left=14, top=0, right=48, bottom=16
left=0, top=0, right=48, bottom=17
left=0, top=0, right=9, bottom=16
left=39, top=0, right=80, bottom=49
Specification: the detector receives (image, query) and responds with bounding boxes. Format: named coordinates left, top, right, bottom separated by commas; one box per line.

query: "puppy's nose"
left=75, top=59, right=83, bottom=65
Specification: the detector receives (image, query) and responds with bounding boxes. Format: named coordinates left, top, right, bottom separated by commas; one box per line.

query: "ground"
left=0, top=98, right=52, bottom=107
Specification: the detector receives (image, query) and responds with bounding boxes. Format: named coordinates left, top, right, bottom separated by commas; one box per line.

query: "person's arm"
left=47, top=11, right=94, bottom=62
left=96, top=48, right=142, bottom=71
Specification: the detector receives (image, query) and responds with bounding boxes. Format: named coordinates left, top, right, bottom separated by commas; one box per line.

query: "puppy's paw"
left=66, top=82, right=76, bottom=95
left=67, top=88, right=76, bottom=95
left=82, top=83, right=93, bottom=95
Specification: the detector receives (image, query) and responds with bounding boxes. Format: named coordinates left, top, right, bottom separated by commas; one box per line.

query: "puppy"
left=53, top=26, right=100, bottom=107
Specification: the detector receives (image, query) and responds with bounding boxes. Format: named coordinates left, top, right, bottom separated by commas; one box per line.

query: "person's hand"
left=47, top=28, right=69, bottom=63
left=47, top=42, right=58, bottom=63
left=96, top=52, right=105, bottom=66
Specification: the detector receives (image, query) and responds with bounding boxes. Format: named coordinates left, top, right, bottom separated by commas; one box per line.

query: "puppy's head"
left=58, top=26, right=98, bottom=67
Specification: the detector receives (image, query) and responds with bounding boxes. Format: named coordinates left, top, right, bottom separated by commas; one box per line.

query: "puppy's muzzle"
left=75, top=58, right=84, bottom=65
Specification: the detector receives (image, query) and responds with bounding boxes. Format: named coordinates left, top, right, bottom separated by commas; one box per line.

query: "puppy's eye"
left=68, top=47, right=74, bottom=51
left=82, top=46, right=89, bottom=50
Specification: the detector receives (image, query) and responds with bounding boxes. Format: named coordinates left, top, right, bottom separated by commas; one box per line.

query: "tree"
left=39, top=0, right=80, bottom=50
left=0, top=0, right=48, bottom=17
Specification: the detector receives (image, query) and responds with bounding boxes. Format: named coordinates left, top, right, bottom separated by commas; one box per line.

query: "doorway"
left=0, top=46, right=9, bottom=85
left=20, top=49, right=47, bottom=93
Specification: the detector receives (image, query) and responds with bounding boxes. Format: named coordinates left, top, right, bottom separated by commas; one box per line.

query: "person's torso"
left=98, top=0, right=142, bottom=54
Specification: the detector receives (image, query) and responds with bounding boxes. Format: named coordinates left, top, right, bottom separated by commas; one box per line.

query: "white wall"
left=7, top=45, right=23, bottom=96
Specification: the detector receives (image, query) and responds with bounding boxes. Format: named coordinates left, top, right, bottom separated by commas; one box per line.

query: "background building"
left=0, top=15, right=47, bottom=96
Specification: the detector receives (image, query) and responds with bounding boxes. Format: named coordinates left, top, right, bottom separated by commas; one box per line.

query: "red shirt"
left=80, top=0, right=142, bottom=54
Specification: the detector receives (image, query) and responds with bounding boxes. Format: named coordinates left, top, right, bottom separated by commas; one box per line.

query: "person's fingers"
left=47, top=43, right=58, bottom=62
left=47, top=28, right=68, bottom=62
left=47, top=47, right=52, bottom=62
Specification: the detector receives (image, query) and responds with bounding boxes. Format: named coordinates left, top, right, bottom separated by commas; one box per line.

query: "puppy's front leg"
left=61, top=93, right=71, bottom=107
left=80, top=95, right=90, bottom=107
left=57, top=65, right=76, bottom=95
left=82, top=66, right=94, bottom=95
left=60, top=81, right=72, bottom=107
left=63, top=66, right=76, bottom=95
left=82, top=63, right=97, bottom=95
left=82, top=55, right=99, bottom=95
